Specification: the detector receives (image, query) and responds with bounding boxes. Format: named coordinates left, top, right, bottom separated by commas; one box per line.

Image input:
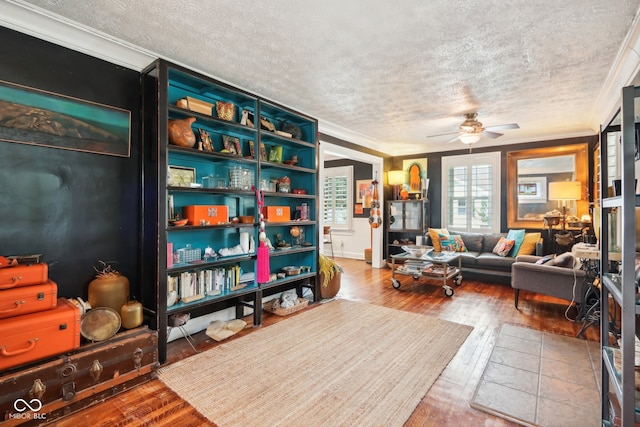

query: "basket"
left=263, top=297, right=309, bottom=316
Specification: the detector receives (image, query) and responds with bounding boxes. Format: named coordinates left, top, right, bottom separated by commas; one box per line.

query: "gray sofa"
left=425, top=231, right=542, bottom=284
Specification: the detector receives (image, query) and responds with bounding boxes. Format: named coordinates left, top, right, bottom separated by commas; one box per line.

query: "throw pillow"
left=517, top=232, right=542, bottom=256
left=428, top=228, right=449, bottom=252
left=492, top=237, right=515, bottom=257
left=439, top=234, right=468, bottom=252
left=506, top=229, right=526, bottom=257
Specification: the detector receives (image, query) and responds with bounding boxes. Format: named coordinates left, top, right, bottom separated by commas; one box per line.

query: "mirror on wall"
left=507, top=143, right=589, bottom=229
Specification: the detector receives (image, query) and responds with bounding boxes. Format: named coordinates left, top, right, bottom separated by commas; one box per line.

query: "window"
left=441, top=152, right=500, bottom=232
left=323, top=166, right=353, bottom=230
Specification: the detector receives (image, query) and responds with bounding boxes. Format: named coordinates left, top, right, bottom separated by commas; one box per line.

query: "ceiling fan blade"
left=483, top=130, right=503, bottom=139
left=426, top=131, right=460, bottom=138
left=484, top=123, right=519, bottom=131
left=446, top=135, right=461, bottom=143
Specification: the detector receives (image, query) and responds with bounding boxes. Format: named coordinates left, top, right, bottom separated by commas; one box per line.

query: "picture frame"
left=268, top=145, right=283, bottom=163
left=168, top=166, right=196, bottom=187
left=402, top=158, right=428, bottom=194
left=356, top=179, right=373, bottom=207
left=259, top=142, right=267, bottom=161
left=222, top=135, right=242, bottom=156
left=0, top=79, right=131, bottom=157
left=517, top=176, right=547, bottom=203
left=198, top=128, right=213, bottom=152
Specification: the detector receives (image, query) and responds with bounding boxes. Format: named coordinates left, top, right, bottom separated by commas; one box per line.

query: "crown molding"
left=318, top=120, right=390, bottom=155
left=590, top=5, right=640, bottom=129
left=0, top=0, right=155, bottom=71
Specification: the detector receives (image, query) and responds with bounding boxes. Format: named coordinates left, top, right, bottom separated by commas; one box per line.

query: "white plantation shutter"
left=442, top=153, right=500, bottom=232
left=323, top=166, right=353, bottom=229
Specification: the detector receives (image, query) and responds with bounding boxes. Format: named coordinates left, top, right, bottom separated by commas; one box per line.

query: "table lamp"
left=548, top=181, right=582, bottom=229
left=387, top=170, right=405, bottom=200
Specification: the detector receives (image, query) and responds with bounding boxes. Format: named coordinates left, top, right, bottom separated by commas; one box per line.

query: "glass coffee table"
left=390, top=251, right=462, bottom=297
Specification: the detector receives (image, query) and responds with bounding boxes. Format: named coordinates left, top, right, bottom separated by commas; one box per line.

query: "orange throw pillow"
left=516, top=232, right=542, bottom=256
left=428, top=228, right=449, bottom=252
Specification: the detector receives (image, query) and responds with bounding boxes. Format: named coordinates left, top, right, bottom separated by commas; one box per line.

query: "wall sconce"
left=387, top=170, right=405, bottom=200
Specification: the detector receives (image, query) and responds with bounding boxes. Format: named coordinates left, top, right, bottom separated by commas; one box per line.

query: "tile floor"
left=471, top=324, right=601, bottom=427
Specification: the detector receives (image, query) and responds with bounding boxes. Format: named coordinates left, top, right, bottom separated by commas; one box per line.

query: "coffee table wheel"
left=392, top=278, right=401, bottom=289
left=454, top=275, right=463, bottom=286
left=443, top=285, right=454, bottom=297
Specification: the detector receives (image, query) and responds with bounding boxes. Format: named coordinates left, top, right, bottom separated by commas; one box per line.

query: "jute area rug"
left=158, top=299, right=473, bottom=427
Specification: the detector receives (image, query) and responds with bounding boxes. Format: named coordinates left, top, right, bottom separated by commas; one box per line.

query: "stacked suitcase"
left=0, top=257, right=158, bottom=425
left=0, top=259, right=81, bottom=371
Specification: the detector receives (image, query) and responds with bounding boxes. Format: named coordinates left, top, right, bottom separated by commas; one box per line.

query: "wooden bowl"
left=239, top=215, right=254, bottom=224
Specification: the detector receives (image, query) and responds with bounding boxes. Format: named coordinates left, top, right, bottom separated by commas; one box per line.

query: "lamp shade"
left=459, top=133, right=481, bottom=145
left=387, top=170, right=405, bottom=185
left=548, top=181, right=581, bottom=200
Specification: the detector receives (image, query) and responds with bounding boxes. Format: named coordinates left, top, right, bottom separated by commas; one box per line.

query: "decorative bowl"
left=281, top=266, right=301, bottom=276
left=238, top=215, right=254, bottom=224
left=169, top=219, right=188, bottom=226
left=401, top=245, right=434, bottom=257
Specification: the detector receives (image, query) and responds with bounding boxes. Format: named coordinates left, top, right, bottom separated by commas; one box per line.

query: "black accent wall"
left=390, top=135, right=599, bottom=230
left=0, top=27, right=142, bottom=299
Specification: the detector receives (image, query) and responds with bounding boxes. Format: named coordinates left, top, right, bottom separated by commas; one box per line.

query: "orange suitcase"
left=0, top=280, right=58, bottom=320
left=0, top=298, right=80, bottom=371
left=0, top=263, right=48, bottom=290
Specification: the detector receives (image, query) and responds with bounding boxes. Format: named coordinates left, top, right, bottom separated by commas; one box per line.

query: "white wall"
left=322, top=217, right=372, bottom=259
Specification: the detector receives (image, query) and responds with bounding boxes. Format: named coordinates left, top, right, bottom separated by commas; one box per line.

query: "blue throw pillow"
left=506, top=229, right=526, bottom=257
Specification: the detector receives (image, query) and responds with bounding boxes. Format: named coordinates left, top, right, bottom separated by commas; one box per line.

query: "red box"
left=0, top=280, right=58, bottom=319
left=183, top=205, right=229, bottom=225
left=262, top=206, right=291, bottom=222
left=0, top=298, right=80, bottom=370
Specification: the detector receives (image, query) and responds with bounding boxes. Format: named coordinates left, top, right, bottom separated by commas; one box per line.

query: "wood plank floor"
left=54, top=257, right=599, bottom=426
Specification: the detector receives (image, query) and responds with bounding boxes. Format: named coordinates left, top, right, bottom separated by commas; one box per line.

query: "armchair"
left=511, top=254, right=589, bottom=309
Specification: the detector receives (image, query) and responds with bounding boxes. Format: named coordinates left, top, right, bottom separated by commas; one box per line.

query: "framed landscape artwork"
left=0, top=79, right=131, bottom=157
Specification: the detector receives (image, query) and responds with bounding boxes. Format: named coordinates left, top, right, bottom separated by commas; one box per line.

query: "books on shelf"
left=168, top=266, right=255, bottom=304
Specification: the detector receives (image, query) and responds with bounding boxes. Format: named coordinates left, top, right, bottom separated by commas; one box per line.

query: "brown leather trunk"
left=0, top=326, right=158, bottom=426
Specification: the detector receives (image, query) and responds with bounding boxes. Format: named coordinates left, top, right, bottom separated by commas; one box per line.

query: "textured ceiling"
left=12, top=0, right=640, bottom=154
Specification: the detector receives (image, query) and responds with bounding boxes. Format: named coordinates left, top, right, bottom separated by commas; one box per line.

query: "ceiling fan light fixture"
left=459, top=133, right=481, bottom=145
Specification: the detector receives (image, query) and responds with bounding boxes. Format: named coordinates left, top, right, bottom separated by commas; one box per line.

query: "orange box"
left=262, top=206, right=291, bottom=222
left=183, top=205, right=229, bottom=225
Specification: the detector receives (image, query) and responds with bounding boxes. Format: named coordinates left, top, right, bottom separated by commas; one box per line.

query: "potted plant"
left=319, top=253, right=343, bottom=299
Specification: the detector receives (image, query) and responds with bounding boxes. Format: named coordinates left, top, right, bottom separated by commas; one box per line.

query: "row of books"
left=168, top=267, right=255, bottom=304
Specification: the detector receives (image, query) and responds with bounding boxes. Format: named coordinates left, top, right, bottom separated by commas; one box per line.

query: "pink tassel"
left=254, top=186, right=270, bottom=284
left=257, top=240, right=270, bottom=284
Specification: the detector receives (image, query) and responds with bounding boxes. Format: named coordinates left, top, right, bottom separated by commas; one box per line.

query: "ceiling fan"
left=427, top=113, right=519, bottom=145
